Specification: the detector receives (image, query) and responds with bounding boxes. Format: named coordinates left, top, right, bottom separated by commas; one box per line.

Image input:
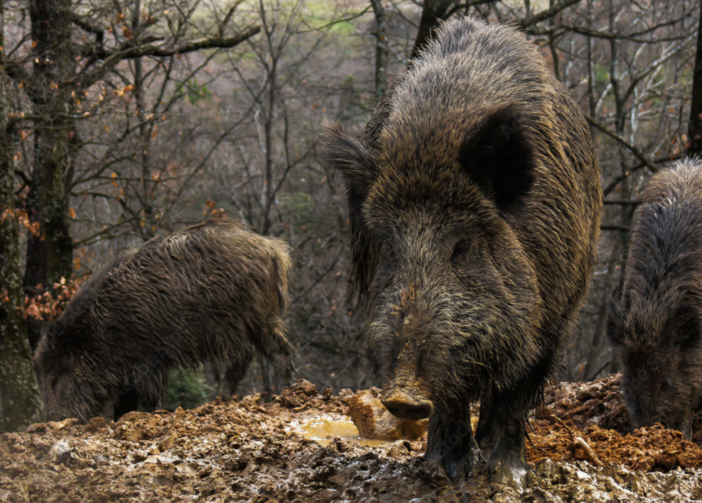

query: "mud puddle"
left=289, top=414, right=392, bottom=448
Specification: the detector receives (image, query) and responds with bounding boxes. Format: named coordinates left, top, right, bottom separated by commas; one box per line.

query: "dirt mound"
left=540, top=373, right=632, bottom=433
left=1, top=378, right=701, bottom=502
left=529, top=373, right=702, bottom=472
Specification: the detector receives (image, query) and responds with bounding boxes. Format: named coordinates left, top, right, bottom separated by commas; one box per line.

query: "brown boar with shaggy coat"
left=322, top=17, right=602, bottom=480
left=608, top=159, right=702, bottom=440
left=34, top=219, right=293, bottom=422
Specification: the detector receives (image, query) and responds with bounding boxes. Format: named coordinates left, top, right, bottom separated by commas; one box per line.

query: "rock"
left=346, top=389, right=427, bottom=441
left=49, top=440, right=72, bottom=465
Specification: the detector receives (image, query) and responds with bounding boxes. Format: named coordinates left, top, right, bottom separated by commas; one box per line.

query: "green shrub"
left=164, top=367, right=213, bottom=411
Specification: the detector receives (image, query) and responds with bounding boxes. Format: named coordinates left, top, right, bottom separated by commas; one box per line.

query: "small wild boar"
left=608, top=159, right=702, bottom=440
left=34, top=219, right=293, bottom=422
left=322, top=18, right=602, bottom=480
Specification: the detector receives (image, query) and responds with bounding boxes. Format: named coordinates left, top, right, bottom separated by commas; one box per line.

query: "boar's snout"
left=381, top=384, right=433, bottom=420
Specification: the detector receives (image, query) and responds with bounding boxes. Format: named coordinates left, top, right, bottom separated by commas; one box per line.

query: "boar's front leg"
left=425, top=413, right=479, bottom=481
left=474, top=387, right=528, bottom=479
left=223, top=343, right=255, bottom=396
left=475, top=351, right=555, bottom=480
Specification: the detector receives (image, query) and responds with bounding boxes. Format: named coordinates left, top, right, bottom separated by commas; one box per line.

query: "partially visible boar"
left=608, top=159, right=702, bottom=440
left=322, top=18, right=602, bottom=480
left=34, top=219, right=293, bottom=422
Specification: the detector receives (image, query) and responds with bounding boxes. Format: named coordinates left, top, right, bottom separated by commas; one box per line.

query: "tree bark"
left=370, top=0, right=388, bottom=102
left=23, top=0, right=76, bottom=350
left=687, top=1, right=702, bottom=157
left=132, top=0, right=156, bottom=240
left=0, top=4, right=44, bottom=432
left=410, top=0, right=456, bottom=61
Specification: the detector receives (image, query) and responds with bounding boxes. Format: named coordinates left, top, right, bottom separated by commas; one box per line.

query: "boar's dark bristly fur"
left=322, top=17, right=602, bottom=480
left=34, top=219, right=293, bottom=422
left=608, top=158, right=702, bottom=440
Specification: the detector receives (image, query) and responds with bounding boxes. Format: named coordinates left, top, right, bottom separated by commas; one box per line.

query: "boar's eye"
left=451, top=239, right=471, bottom=262
left=50, top=376, right=59, bottom=391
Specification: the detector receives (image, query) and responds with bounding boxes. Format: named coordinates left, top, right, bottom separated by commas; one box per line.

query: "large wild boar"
left=322, top=18, right=602, bottom=480
left=34, top=219, right=293, bottom=421
left=608, top=159, right=702, bottom=440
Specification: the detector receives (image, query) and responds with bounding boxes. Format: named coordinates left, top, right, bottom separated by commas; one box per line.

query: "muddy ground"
left=1, top=374, right=701, bottom=502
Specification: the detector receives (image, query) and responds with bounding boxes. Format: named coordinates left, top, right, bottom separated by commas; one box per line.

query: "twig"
left=602, top=153, right=683, bottom=197
left=551, top=414, right=574, bottom=441
left=574, top=437, right=604, bottom=467
left=551, top=415, right=604, bottom=467
left=584, top=114, right=658, bottom=174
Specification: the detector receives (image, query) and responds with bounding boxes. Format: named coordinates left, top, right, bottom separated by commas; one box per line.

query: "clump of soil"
left=540, top=373, right=632, bottom=433
left=346, top=388, right=427, bottom=441
left=528, top=374, right=702, bottom=473
left=0, top=377, right=701, bottom=502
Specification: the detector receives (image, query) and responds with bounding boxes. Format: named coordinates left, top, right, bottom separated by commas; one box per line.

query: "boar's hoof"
left=381, top=390, right=433, bottom=421
left=487, top=460, right=527, bottom=489
left=425, top=414, right=478, bottom=482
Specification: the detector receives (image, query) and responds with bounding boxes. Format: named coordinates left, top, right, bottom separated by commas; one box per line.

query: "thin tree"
left=0, top=1, right=43, bottom=432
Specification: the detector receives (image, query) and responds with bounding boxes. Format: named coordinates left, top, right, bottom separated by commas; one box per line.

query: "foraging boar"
left=322, top=18, right=602, bottom=480
left=608, top=159, right=702, bottom=440
left=34, top=219, right=293, bottom=422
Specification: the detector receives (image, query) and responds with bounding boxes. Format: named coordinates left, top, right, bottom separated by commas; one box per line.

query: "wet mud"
left=1, top=375, right=701, bottom=502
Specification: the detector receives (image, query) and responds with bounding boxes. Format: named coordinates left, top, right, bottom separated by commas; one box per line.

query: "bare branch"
left=584, top=114, right=658, bottom=173
left=601, top=154, right=683, bottom=196
left=519, top=0, right=582, bottom=29
left=70, top=13, right=105, bottom=44
left=77, top=26, right=261, bottom=88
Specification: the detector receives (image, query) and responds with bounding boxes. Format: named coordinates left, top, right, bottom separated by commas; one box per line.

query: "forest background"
left=0, top=0, right=700, bottom=431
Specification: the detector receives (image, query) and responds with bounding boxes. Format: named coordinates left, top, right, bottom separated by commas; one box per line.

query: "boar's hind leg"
left=113, top=387, right=139, bottom=420
left=426, top=414, right=479, bottom=481
left=223, top=343, right=255, bottom=396
left=133, top=370, right=166, bottom=413
left=475, top=352, right=555, bottom=478
left=259, top=322, right=294, bottom=393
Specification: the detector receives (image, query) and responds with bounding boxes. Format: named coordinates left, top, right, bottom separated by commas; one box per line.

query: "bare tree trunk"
left=547, top=0, right=560, bottom=81
left=132, top=0, right=155, bottom=240
left=410, top=0, right=456, bottom=61
left=581, top=239, right=621, bottom=380
left=0, top=4, right=44, bottom=431
left=688, top=1, right=702, bottom=157
left=370, top=0, right=388, bottom=102
left=586, top=0, right=596, bottom=121
left=23, top=0, right=75, bottom=350
left=259, top=0, right=277, bottom=237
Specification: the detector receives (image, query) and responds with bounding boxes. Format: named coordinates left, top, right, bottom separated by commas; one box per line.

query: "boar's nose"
left=381, top=388, right=433, bottom=420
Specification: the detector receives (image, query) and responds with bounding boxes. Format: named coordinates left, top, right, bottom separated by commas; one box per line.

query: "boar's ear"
left=606, top=298, right=625, bottom=347
left=320, top=121, right=379, bottom=302
left=320, top=120, right=376, bottom=203
left=460, top=106, right=535, bottom=214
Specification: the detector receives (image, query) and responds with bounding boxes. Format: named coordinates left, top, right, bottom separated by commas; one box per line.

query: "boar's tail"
left=269, top=239, right=293, bottom=313
left=266, top=239, right=294, bottom=390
